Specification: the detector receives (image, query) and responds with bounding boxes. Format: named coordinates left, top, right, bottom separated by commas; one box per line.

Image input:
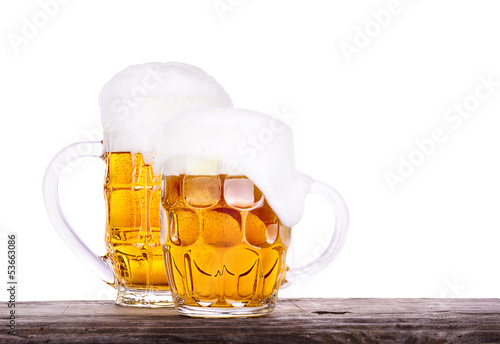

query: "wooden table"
left=5, top=299, right=500, bottom=343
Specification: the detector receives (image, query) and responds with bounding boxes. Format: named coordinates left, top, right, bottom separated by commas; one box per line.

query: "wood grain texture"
left=4, top=298, right=500, bottom=343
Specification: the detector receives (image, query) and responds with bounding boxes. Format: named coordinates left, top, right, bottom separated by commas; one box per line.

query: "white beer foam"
left=99, top=62, right=233, bottom=170
left=157, top=107, right=312, bottom=227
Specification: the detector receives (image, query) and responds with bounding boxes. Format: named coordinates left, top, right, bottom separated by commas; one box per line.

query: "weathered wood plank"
left=5, top=298, right=500, bottom=343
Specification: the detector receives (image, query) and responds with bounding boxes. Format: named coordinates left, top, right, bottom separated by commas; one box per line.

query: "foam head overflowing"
left=157, top=107, right=312, bottom=227
left=99, top=62, right=233, bottom=170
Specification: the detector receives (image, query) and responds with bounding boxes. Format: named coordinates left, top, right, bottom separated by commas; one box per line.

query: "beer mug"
left=158, top=107, right=349, bottom=317
left=42, top=62, right=233, bottom=307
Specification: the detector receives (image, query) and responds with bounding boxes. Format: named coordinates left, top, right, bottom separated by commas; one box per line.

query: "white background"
left=1, top=0, right=500, bottom=302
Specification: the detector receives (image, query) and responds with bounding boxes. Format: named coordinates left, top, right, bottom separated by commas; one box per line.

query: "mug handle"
left=42, top=141, right=114, bottom=284
left=285, top=180, right=349, bottom=280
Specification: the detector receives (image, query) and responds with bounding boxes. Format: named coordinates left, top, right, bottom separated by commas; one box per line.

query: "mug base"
left=174, top=303, right=276, bottom=318
left=115, top=289, right=173, bottom=308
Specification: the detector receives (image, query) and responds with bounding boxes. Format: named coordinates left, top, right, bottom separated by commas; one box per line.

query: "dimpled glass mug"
left=157, top=107, right=349, bottom=317
left=42, top=62, right=233, bottom=307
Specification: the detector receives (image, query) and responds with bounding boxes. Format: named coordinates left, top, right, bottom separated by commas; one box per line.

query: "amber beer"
left=104, top=152, right=170, bottom=304
left=161, top=174, right=291, bottom=312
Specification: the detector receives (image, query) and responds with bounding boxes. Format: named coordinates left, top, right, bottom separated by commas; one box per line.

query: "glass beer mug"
left=42, top=62, right=233, bottom=306
left=157, top=107, right=349, bottom=317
